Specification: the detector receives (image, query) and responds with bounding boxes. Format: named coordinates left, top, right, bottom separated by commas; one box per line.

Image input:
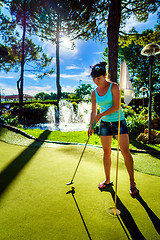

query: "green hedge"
left=1, top=100, right=58, bottom=107
left=127, top=93, right=160, bottom=116
left=11, top=103, right=51, bottom=124
left=93, top=105, right=157, bottom=135
left=153, top=92, right=160, bottom=116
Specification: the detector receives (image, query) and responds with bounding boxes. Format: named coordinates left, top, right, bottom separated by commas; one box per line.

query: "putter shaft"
left=66, top=135, right=90, bottom=185
left=66, top=121, right=95, bottom=185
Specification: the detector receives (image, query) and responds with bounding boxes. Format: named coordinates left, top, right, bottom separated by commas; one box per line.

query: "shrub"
left=94, top=105, right=157, bottom=135
left=23, top=103, right=50, bottom=123
left=0, top=111, right=18, bottom=126
left=125, top=106, right=158, bottom=134
left=122, top=104, right=136, bottom=118
left=126, top=115, right=147, bottom=134
left=153, top=92, right=160, bottom=116
left=11, top=103, right=50, bottom=124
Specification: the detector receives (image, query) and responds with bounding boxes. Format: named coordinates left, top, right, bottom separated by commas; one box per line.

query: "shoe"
left=98, top=180, right=113, bottom=190
left=130, top=183, right=139, bottom=196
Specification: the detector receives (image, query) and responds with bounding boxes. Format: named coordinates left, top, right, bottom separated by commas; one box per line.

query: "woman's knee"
left=103, top=148, right=111, bottom=157
left=120, top=146, right=131, bottom=158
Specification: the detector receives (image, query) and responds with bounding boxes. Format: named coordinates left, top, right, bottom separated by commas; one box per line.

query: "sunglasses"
left=90, top=65, right=105, bottom=71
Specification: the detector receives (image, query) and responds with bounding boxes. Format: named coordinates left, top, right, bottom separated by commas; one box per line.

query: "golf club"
left=66, top=187, right=75, bottom=194
left=66, top=121, right=96, bottom=185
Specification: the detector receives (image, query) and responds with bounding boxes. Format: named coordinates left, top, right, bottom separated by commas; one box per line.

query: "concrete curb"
left=0, top=123, right=160, bottom=154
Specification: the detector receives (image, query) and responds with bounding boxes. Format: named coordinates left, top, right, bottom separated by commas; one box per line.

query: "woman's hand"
left=88, top=114, right=102, bottom=137
left=94, top=113, right=102, bottom=124
left=88, top=124, right=94, bottom=137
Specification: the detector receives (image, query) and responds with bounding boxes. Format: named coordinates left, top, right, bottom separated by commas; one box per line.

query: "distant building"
left=2, top=94, right=34, bottom=102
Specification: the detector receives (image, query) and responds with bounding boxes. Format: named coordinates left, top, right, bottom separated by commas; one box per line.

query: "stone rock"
left=136, top=128, right=158, bottom=143
left=136, top=133, right=149, bottom=143
left=154, top=138, right=160, bottom=143
left=144, top=128, right=157, bottom=137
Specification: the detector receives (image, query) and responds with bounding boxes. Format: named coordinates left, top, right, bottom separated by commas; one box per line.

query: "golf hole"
left=109, top=207, right=121, bottom=216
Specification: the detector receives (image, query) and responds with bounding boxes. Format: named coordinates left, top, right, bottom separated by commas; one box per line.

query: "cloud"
left=123, top=12, right=158, bottom=33
left=61, top=85, right=76, bottom=93
left=0, top=75, right=14, bottom=79
left=60, top=67, right=91, bottom=81
left=46, top=67, right=92, bottom=85
left=60, top=73, right=82, bottom=78
left=24, top=73, right=38, bottom=81
left=41, top=38, right=79, bottom=59
left=24, top=85, right=55, bottom=96
left=92, top=51, right=103, bottom=55
left=66, top=65, right=81, bottom=70
left=0, top=81, right=55, bottom=96
left=0, top=83, right=18, bottom=95
left=43, top=41, right=56, bottom=57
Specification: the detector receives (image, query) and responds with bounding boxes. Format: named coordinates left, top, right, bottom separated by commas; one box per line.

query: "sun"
left=60, top=36, right=73, bottom=49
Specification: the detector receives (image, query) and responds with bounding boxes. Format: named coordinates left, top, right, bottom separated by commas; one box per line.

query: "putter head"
left=66, top=181, right=73, bottom=185
left=66, top=189, right=75, bottom=194
left=66, top=187, right=75, bottom=195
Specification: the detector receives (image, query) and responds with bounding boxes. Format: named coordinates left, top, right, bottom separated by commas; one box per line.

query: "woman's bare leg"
left=116, top=134, right=135, bottom=187
left=100, top=135, right=113, bottom=184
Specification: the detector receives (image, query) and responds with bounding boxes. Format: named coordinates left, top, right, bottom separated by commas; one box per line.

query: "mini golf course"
left=0, top=127, right=159, bottom=240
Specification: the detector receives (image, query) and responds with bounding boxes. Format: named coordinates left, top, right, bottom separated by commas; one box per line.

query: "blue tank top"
left=95, top=82, right=125, bottom=122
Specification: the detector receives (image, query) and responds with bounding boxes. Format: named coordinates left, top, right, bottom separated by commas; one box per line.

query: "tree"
left=117, top=26, right=160, bottom=96
left=1, top=0, right=159, bottom=114
left=107, top=0, right=121, bottom=82
left=31, top=0, right=88, bottom=104
left=0, top=9, right=19, bottom=71
left=0, top=44, right=8, bottom=58
left=0, top=44, right=8, bottom=115
left=103, top=31, right=160, bottom=96
left=34, top=92, right=48, bottom=100
left=119, top=48, right=160, bottom=96
left=34, top=91, right=70, bottom=100
left=74, top=84, right=94, bottom=99
left=64, top=0, right=160, bottom=82
left=1, top=0, right=54, bottom=121
left=9, top=0, right=158, bottom=106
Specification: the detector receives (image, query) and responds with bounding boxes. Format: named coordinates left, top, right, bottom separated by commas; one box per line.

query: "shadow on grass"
left=0, top=130, right=51, bottom=197
left=133, top=194, right=160, bottom=235
left=129, top=134, right=160, bottom=158
left=66, top=189, right=92, bottom=240
left=0, top=125, right=6, bottom=135
left=101, top=186, right=146, bottom=240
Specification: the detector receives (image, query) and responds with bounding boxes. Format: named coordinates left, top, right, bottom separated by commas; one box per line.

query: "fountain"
left=30, top=100, right=91, bottom=132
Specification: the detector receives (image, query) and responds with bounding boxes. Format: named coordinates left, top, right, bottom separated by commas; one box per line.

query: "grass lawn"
left=0, top=136, right=159, bottom=240
left=18, top=127, right=160, bottom=152
left=0, top=126, right=160, bottom=239
left=0, top=126, right=160, bottom=177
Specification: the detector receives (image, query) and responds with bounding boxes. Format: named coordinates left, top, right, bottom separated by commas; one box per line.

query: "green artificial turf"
left=0, top=126, right=160, bottom=177
left=0, top=140, right=159, bottom=240
left=18, top=127, right=160, bottom=152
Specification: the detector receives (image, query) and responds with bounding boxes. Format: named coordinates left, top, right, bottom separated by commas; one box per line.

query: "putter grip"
left=92, top=121, right=96, bottom=130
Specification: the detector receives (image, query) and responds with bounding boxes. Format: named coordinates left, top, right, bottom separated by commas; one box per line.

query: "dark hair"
left=90, top=62, right=107, bottom=78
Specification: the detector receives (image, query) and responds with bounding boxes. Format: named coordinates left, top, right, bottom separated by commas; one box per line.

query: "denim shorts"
left=99, top=119, right=128, bottom=136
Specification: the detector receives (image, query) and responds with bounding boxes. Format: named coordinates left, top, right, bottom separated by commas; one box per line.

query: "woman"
left=88, top=62, right=138, bottom=195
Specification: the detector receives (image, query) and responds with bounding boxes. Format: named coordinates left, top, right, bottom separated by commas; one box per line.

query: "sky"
left=0, top=9, right=159, bottom=97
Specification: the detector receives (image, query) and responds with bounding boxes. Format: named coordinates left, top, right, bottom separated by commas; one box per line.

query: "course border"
left=0, top=123, right=160, bottom=154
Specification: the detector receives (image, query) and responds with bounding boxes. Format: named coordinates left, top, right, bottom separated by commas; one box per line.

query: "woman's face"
left=92, top=74, right=106, bottom=86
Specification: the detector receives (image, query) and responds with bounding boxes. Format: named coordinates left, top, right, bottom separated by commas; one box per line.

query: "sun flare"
left=60, top=36, right=73, bottom=49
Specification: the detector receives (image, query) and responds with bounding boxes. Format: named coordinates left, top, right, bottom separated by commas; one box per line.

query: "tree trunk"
left=56, top=15, right=61, bottom=103
left=55, top=15, right=62, bottom=124
left=18, top=1, right=26, bottom=122
left=107, top=0, right=121, bottom=82
left=0, top=90, right=1, bottom=116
